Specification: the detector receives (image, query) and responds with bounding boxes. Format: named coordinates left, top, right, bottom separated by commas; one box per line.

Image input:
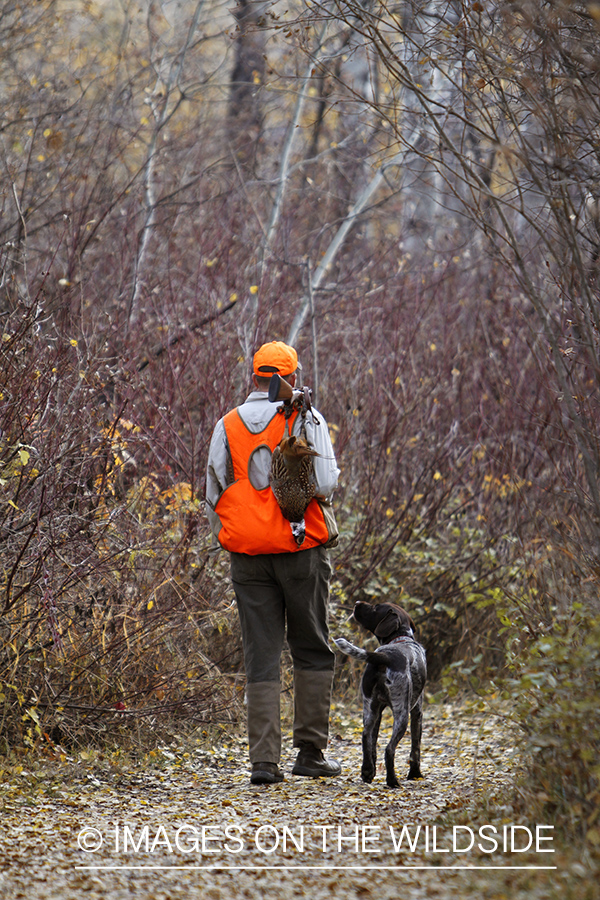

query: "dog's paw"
left=361, top=768, right=375, bottom=784
left=407, top=767, right=423, bottom=780
left=386, top=777, right=401, bottom=789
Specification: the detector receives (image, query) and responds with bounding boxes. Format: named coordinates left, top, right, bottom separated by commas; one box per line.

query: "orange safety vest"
left=214, top=406, right=330, bottom=554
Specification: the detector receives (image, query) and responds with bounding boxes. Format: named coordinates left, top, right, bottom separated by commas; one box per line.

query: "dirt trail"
left=0, top=701, right=568, bottom=899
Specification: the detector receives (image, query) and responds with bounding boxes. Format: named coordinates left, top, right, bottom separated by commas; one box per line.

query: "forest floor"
left=0, top=698, right=592, bottom=900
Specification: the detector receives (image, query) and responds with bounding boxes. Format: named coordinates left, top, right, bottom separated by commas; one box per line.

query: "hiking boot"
left=250, top=762, right=284, bottom=785
left=292, top=742, right=341, bottom=777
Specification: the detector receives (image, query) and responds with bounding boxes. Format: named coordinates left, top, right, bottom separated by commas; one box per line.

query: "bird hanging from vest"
left=269, top=435, right=320, bottom=545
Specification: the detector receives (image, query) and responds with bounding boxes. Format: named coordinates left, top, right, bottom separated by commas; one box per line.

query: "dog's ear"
left=373, top=605, right=415, bottom=639
left=373, top=608, right=404, bottom=640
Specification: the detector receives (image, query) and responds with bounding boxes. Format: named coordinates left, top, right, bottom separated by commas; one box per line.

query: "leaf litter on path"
left=0, top=699, right=589, bottom=899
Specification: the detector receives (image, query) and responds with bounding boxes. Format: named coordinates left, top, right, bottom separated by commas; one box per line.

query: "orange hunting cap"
left=253, top=341, right=298, bottom=378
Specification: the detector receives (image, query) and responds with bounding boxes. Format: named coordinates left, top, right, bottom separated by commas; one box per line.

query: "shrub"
left=503, top=605, right=600, bottom=840
left=0, top=302, right=239, bottom=749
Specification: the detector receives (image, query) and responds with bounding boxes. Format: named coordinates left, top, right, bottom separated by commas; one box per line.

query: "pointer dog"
left=335, top=601, right=426, bottom=788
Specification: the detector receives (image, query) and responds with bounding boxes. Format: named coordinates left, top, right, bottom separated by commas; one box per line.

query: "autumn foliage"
left=1, top=0, right=599, bottom=840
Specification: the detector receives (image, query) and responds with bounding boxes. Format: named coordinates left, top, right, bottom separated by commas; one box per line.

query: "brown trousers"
left=230, top=546, right=335, bottom=762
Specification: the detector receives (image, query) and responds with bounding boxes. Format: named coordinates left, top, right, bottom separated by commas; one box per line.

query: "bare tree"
left=292, top=0, right=600, bottom=548
left=228, top=0, right=269, bottom=165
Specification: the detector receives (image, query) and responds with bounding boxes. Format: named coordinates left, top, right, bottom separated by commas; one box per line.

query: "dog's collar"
left=387, top=635, right=414, bottom=645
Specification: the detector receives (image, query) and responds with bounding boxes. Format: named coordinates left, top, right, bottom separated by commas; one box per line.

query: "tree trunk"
left=228, top=0, right=268, bottom=168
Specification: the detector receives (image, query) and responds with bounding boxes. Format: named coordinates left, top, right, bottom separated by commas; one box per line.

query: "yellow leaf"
left=249, top=285, right=259, bottom=294
left=589, top=4, right=600, bottom=23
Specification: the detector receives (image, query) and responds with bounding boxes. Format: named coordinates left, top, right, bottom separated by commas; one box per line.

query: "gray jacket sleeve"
left=293, top=409, right=339, bottom=499
left=205, top=417, right=230, bottom=538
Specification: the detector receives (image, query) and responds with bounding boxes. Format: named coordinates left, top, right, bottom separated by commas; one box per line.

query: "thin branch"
left=287, top=148, right=403, bottom=345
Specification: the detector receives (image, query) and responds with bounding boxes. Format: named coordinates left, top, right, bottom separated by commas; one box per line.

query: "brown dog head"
left=353, top=601, right=416, bottom=643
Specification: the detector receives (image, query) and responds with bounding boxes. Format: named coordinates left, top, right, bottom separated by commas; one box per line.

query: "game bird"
left=269, top=435, right=320, bottom=545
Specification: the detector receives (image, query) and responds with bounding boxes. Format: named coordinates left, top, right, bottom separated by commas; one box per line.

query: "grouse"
left=269, top=435, right=320, bottom=545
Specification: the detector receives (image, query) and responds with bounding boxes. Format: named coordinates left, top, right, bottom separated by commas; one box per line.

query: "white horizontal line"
left=75, top=865, right=558, bottom=872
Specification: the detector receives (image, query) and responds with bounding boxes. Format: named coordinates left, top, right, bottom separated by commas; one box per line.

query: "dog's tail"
left=334, top=637, right=402, bottom=669
left=334, top=637, right=368, bottom=660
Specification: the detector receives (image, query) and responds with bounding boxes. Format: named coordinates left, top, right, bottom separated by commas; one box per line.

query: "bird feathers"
left=269, top=436, right=320, bottom=543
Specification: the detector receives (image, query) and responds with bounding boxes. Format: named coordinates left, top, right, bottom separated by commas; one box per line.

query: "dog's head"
left=353, top=601, right=416, bottom=643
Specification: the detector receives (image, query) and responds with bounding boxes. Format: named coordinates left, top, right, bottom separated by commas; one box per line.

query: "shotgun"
left=268, top=372, right=309, bottom=408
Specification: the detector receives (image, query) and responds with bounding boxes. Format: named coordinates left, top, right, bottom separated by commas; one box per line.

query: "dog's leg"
left=384, top=708, right=409, bottom=788
left=407, top=694, right=424, bottom=780
left=361, top=697, right=384, bottom=784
